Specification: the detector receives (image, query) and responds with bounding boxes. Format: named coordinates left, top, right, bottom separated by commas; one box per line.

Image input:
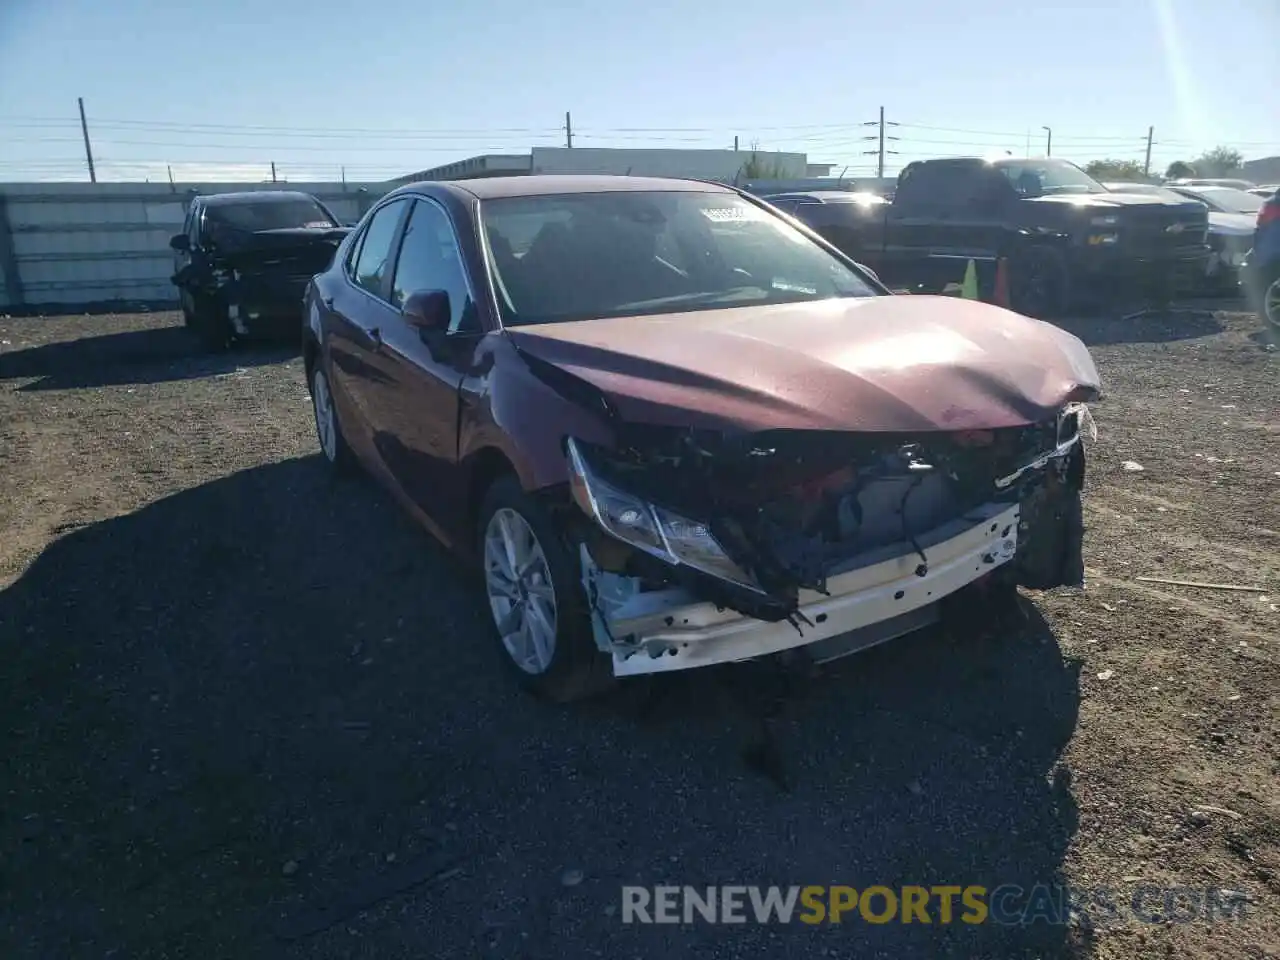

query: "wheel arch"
left=465, top=446, right=521, bottom=536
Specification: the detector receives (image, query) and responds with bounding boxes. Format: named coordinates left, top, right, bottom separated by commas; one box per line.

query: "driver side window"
left=351, top=199, right=408, bottom=299
left=390, top=199, right=474, bottom=333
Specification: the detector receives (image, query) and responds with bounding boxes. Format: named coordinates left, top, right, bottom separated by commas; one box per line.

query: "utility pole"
left=733, top=135, right=739, bottom=152
left=271, top=162, right=278, bottom=183
left=861, top=106, right=899, bottom=179
left=1042, top=126, right=1052, bottom=157
left=1025, top=129, right=1031, bottom=156
left=77, top=97, right=96, bottom=183
left=167, top=165, right=175, bottom=189
left=564, top=111, right=573, bottom=148
left=1144, top=126, right=1154, bottom=177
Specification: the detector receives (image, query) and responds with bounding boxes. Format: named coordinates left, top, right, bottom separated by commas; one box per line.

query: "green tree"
left=736, top=140, right=790, bottom=182
left=1191, top=146, right=1244, bottom=178
left=1084, top=159, right=1149, bottom=182
left=1164, top=160, right=1196, bottom=179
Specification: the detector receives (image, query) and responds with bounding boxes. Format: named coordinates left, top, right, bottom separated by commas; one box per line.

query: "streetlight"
left=1042, top=126, right=1052, bottom=157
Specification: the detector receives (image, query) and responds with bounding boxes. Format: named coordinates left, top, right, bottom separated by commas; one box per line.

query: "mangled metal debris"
left=563, top=406, right=1093, bottom=676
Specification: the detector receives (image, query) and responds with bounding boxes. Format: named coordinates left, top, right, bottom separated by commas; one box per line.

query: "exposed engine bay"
left=562, top=406, right=1094, bottom=672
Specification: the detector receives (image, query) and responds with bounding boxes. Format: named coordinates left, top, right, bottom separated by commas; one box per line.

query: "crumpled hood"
left=205, top=225, right=352, bottom=264
left=505, top=296, right=1101, bottom=433
left=1207, top=212, right=1257, bottom=237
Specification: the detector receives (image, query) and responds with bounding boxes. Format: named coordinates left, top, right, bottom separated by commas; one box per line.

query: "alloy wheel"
left=484, top=508, right=558, bottom=675
left=312, top=368, right=338, bottom=463
left=1265, top=277, right=1280, bottom=329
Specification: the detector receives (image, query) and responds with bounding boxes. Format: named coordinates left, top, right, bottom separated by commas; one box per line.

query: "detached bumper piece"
left=583, top=503, right=1019, bottom=677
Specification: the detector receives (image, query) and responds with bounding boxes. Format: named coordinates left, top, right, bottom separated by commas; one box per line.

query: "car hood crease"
left=504, top=296, right=1101, bottom=433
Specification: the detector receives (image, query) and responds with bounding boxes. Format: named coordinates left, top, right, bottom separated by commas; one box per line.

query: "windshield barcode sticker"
left=701, top=207, right=752, bottom=223
left=771, top=279, right=817, bottom=295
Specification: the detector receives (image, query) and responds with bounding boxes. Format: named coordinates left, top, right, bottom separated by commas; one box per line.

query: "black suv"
left=170, top=191, right=351, bottom=350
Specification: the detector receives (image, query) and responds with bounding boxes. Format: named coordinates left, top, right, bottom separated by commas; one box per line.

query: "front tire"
left=1009, top=245, right=1072, bottom=319
left=1260, top=270, right=1280, bottom=344
left=188, top=292, right=234, bottom=353
left=477, top=477, right=613, bottom=703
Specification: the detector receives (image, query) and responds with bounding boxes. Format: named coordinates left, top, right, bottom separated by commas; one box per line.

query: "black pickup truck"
left=772, top=157, right=1211, bottom=317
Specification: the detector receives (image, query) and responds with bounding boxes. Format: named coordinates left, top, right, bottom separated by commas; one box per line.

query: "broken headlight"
left=566, top=437, right=760, bottom=591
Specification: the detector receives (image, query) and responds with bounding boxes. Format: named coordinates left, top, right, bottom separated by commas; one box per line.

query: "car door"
left=323, top=197, right=411, bottom=449
left=884, top=163, right=1008, bottom=289
left=368, top=196, right=483, bottom=546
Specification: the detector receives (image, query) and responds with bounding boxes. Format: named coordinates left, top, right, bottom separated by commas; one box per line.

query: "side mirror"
left=169, top=234, right=190, bottom=252
left=402, top=289, right=451, bottom=333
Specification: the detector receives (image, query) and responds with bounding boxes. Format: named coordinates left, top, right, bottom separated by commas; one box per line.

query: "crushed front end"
left=562, top=407, right=1094, bottom=676
left=173, top=228, right=348, bottom=336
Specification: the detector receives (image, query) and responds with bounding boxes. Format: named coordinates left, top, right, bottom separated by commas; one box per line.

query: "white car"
left=1104, top=182, right=1261, bottom=293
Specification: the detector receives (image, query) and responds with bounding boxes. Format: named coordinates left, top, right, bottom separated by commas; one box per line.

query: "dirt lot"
left=1, top=307, right=1277, bottom=960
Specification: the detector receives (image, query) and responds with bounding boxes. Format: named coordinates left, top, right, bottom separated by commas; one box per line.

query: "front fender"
left=459, top=334, right=615, bottom=494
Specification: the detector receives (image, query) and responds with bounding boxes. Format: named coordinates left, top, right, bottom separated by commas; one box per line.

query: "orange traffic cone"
left=959, top=259, right=979, bottom=300
left=993, top=257, right=1011, bottom=309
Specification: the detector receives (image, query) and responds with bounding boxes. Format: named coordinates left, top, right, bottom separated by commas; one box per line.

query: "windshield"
left=205, top=198, right=338, bottom=233
left=996, top=159, right=1107, bottom=196
left=479, top=191, right=879, bottom=326
left=1174, top=187, right=1264, bottom=215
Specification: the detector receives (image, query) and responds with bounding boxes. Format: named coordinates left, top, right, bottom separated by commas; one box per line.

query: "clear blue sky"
left=1, top=0, right=1277, bottom=183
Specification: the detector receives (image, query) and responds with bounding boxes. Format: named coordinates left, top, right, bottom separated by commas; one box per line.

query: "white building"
left=391, top=147, right=824, bottom=185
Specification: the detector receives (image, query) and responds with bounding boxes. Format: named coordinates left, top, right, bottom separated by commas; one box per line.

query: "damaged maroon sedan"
left=303, top=175, right=1100, bottom=701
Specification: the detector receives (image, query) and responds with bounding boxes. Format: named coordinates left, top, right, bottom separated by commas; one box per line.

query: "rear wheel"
left=478, top=477, right=613, bottom=702
left=1009, top=245, right=1071, bottom=319
left=309, top=361, right=355, bottom=475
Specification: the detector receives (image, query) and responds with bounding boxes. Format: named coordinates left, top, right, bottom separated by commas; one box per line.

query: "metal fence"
left=0, top=181, right=392, bottom=311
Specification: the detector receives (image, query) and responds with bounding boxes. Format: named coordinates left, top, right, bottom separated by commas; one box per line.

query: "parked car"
left=170, top=190, right=351, bottom=350
left=758, top=191, right=890, bottom=273
left=1165, top=185, right=1265, bottom=294
left=1248, top=185, right=1280, bottom=199
left=1104, top=182, right=1259, bottom=294
left=798, top=158, right=1209, bottom=317
left=302, top=175, right=1100, bottom=701
left=1240, top=189, right=1280, bottom=332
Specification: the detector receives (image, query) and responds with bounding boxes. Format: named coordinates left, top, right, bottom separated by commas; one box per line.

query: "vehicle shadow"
left=0, top=458, right=1083, bottom=960
left=0, top=300, right=179, bottom=319
left=1248, top=326, right=1278, bottom=351
left=0, top=325, right=297, bottom=391
left=1057, top=306, right=1224, bottom=347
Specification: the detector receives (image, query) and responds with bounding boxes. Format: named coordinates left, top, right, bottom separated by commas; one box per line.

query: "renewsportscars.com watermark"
left=620, top=884, right=1254, bottom=927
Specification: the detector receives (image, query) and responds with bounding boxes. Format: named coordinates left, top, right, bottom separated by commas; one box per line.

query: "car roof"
left=199, top=190, right=319, bottom=205
left=395, top=174, right=737, bottom=201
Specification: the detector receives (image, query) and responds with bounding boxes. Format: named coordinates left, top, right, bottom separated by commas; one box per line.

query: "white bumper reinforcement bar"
left=603, top=502, right=1020, bottom=677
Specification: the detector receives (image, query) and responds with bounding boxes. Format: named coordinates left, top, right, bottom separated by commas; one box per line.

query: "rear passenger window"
left=352, top=199, right=408, bottom=298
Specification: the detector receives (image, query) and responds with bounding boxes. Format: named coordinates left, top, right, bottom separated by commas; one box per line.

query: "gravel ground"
left=0, top=307, right=1277, bottom=960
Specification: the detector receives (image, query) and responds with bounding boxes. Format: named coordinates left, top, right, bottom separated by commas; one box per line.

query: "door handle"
left=364, top=326, right=382, bottom=349
left=322, top=296, right=334, bottom=309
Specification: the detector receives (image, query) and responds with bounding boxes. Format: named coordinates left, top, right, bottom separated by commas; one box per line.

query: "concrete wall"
left=529, top=147, right=809, bottom=182
left=0, top=181, right=391, bottom=310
